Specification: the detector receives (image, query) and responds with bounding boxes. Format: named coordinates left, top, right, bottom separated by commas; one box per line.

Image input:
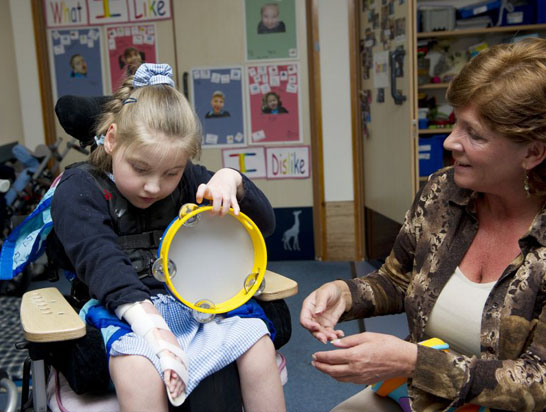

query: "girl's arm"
left=51, top=167, right=151, bottom=312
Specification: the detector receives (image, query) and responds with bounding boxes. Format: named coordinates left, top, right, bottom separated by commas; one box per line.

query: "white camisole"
left=424, top=266, right=496, bottom=357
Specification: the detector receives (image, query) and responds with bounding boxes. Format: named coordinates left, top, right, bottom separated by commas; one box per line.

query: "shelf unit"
left=419, top=82, right=449, bottom=89
left=417, top=22, right=546, bottom=181
left=417, top=23, right=546, bottom=39
left=419, top=128, right=452, bottom=134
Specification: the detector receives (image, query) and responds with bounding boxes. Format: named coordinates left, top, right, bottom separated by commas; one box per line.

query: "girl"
left=50, top=63, right=285, bottom=411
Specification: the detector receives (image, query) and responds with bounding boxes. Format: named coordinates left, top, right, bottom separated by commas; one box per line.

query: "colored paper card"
left=48, top=27, right=105, bottom=100
left=247, top=63, right=301, bottom=144
left=244, top=0, right=298, bottom=60
left=222, top=147, right=266, bottom=179
left=88, top=0, right=129, bottom=25
left=106, top=23, right=157, bottom=92
left=128, top=0, right=172, bottom=22
left=266, top=146, right=310, bottom=179
left=45, top=0, right=89, bottom=28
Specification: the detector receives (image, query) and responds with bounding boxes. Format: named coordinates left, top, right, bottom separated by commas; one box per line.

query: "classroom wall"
left=5, top=0, right=359, bottom=259
left=173, top=0, right=313, bottom=208
left=1, top=1, right=25, bottom=147
left=318, top=0, right=354, bottom=203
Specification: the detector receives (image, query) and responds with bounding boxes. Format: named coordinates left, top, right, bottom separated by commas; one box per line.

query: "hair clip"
left=122, top=97, right=138, bottom=105
left=94, top=134, right=105, bottom=146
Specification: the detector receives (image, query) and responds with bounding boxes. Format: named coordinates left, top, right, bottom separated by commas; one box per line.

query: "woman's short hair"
left=447, top=38, right=546, bottom=195
left=90, top=76, right=202, bottom=172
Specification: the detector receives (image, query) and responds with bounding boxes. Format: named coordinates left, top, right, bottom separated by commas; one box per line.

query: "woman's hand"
left=300, top=281, right=352, bottom=344
left=196, top=168, right=243, bottom=216
left=311, top=332, right=417, bottom=385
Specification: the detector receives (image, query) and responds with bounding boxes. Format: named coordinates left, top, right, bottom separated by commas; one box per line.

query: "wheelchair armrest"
left=20, top=287, right=86, bottom=343
left=256, top=270, right=298, bottom=301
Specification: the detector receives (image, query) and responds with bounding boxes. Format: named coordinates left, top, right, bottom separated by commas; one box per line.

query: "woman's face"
left=266, top=94, right=279, bottom=110
left=443, top=105, right=529, bottom=194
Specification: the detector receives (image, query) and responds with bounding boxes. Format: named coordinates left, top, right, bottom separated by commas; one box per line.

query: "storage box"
left=457, top=0, right=501, bottom=19
left=419, top=6, right=456, bottom=32
left=501, top=3, right=535, bottom=26
left=419, top=134, right=447, bottom=177
left=538, top=0, right=546, bottom=23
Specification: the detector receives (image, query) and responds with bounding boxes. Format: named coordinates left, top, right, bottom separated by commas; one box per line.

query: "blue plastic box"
left=419, top=134, right=447, bottom=177
left=537, top=0, right=546, bottom=23
left=501, top=3, right=535, bottom=25
left=458, top=0, right=501, bottom=19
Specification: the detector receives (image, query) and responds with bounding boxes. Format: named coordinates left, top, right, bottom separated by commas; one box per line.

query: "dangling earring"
left=524, top=170, right=531, bottom=198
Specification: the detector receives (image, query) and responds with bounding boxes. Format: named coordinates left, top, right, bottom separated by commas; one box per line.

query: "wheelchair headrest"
left=55, top=95, right=112, bottom=147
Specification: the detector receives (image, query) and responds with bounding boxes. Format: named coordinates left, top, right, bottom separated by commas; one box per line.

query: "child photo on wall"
left=48, top=27, right=104, bottom=99
left=106, top=24, right=157, bottom=92
left=191, top=67, right=246, bottom=147
left=245, top=0, right=297, bottom=60
left=247, top=63, right=301, bottom=144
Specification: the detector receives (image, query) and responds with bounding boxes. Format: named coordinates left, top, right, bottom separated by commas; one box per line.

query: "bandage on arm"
left=115, top=301, right=189, bottom=391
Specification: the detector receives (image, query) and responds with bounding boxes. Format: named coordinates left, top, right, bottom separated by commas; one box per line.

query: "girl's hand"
left=311, top=332, right=418, bottom=384
left=196, top=168, right=243, bottom=216
left=300, top=281, right=352, bottom=344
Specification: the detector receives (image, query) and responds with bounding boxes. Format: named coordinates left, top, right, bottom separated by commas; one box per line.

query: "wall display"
left=45, top=0, right=172, bottom=28
left=48, top=27, right=104, bottom=100
left=266, top=146, right=309, bottom=179
left=265, top=207, right=314, bottom=260
left=244, top=0, right=297, bottom=60
left=246, top=63, right=301, bottom=144
left=191, top=67, right=246, bottom=148
left=222, top=147, right=266, bottom=179
left=373, top=51, right=389, bottom=89
left=106, top=24, right=157, bottom=92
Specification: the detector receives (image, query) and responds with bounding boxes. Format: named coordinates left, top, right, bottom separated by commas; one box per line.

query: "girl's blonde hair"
left=446, top=37, right=546, bottom=195
left=90, top=75, right=202, bottom=172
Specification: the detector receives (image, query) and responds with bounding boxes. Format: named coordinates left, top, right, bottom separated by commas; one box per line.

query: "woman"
left=300, top=38, right=546, bottom=411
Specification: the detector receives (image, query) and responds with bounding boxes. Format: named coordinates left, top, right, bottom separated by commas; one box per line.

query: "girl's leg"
left=236, top=335, right=286, bottom=412
left=110, top=354, right=169, bottom=412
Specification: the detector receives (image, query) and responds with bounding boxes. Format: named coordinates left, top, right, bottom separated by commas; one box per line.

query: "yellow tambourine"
left=152, top=203, right=267, bottom=318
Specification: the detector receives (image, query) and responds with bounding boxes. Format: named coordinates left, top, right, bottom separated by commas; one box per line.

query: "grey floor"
left=0, top=260, right=409, bottom=412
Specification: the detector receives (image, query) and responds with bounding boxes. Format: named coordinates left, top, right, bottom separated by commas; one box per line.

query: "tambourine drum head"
left=167, top=212, right=256, bottom=309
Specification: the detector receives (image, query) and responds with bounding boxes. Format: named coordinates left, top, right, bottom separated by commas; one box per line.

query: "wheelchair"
left=12, top=95, right=298, bottom=412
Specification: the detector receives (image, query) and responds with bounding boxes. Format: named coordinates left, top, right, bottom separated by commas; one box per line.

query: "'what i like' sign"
left=45, top=0, right=172, bottom=28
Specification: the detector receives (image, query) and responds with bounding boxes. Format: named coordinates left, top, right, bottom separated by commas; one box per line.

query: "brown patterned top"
left=343, top=166, right=546, bottom=412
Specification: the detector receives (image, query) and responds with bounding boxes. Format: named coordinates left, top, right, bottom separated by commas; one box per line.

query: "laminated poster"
left=106, top=23, right=157, bottom=92
left=247, top=63, right=301, bottom=144
left=244, top=0, right=297, bottom=60
left=191, top=67, right=246, bottom=147
left=48, top=27, right=104, bottom=99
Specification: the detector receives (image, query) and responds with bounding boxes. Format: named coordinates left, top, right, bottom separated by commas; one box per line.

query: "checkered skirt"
left=109, top=294, right=269, bottom=395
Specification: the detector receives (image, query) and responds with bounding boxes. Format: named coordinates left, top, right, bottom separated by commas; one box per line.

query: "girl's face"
left=266, top=94, right=279, bottom=110
left=106, top=127, right=188, bottom=209
left=126, top=50, right=142, bottom=74
left=443, top=105, right=530, bottom=195
left=261, top=6, right=280, bottom=29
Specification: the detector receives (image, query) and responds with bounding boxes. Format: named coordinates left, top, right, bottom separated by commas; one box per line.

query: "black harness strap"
left=116, top=230, right=164, bottom=250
